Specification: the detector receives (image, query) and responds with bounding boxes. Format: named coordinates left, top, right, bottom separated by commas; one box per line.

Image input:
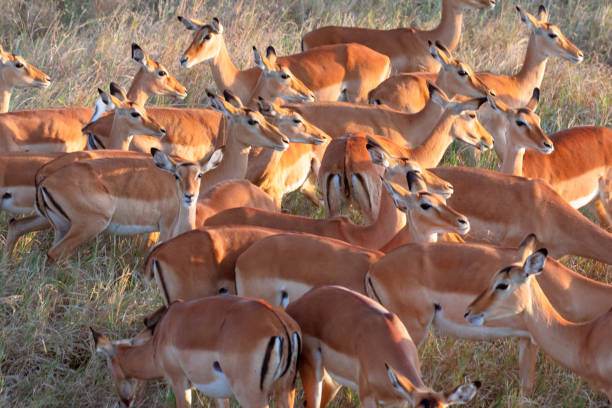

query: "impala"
left=37, top=147, right=223, bottom=262
left=365, top=5, right=583, bottom=132
left=234, top=173, right=468, bottom=309
left=286, top=286, right=480, bottom=408
left=178, top=16, right=391, bottom=103
left=318, top=87, right=492, bottom=221
left=0, top=43, right=186, bottom=153
left=367, top=235, right=612, bottom=393
left=301, top=0, right=495, bottom=74
left=247, top=97, right=331, bottom=207
left=465, top=241, right=612, bottom=399
left=92, top=295, right=301, bottom=408
left=0, top=44, right=50, bottom=112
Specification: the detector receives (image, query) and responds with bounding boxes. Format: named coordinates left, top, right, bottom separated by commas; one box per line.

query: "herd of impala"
left=1, top=1, right=611, bottom=406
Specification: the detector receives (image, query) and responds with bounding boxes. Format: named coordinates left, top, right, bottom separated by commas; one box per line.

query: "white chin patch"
left=468, top=315, right=484, bottom=326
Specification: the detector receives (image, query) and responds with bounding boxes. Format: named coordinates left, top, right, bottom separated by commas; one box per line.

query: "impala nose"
left=179, top=56, right=189, bottom=67
left=458, top=217, right=468, bottom=225
left=184, top=194, right=194, bottom=204
left=160, top=128, right=167, bottom=137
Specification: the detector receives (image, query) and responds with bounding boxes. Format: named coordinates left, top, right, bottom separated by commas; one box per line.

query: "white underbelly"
left=192, top=372, right=233, bottom=399
left=106, top=223, right=157, bottom=235
left=569, top=187, right=599, bottom=209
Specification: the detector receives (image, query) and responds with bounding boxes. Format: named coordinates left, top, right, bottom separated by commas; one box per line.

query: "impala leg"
left=518, top=339, right=538, bottom=395
left=273, top=387, right=295, bottom=408
left=5, top=215, right=51, bottom=257
left=299, top=347, right=323, bottom=408
left=596, top=177, right=612, bottom=230
left=299, top=176, right=322, bottom=206
left=319, top=371, right=341, bottom=408
left=214, top=398, right=229, bottom=408
left=46, top=217, right=108, bottom=263
left=169, top=377, right=192, bottom=408
left=360, top=395, right=378, bottom=408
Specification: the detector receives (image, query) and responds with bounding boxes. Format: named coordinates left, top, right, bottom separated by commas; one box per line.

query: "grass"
left=0, top=0, right=611, bottom=406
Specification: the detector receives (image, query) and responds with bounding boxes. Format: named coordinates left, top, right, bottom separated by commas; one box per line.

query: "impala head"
left=131, top=43, right=187, bottom=99
left=386, top=364, right=481, bottom=407
left=178, top=16, right=224, bottom=68
left=0, top=45, right=51, bottom=90
left=365, top=136, right=454, bottom=198
left=428, top=41, right=491, bottom=99
left=381, top=174, right=470, bottom=240
left=487, top=88, right=553, bottom=154
left=431, top=82, right=493, bottom=151
left=256, top=97, right=330, bottom=145
left=207, top=89, right=289, bottom=151
left=91, top=328, right=144, bottom=407
left=251, top=46, right=316, bottom=104
left=91, top=83, right=166, bottom=139
left=465, top=234, right=547, bottom=325
left=152, top=147, right=224, bottom=207
left=517, top=5, right=583, bottom=63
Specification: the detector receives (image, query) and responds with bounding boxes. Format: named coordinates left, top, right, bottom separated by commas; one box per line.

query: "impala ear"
left=523, top=248, right=548, bottom=276
left=385, top=363, right=414, bottom=401
left=526, top=88, right=540, bottom=112
left=486, top=90, right=509, bottom=113
left=131, top=43, right=149, bottom=70
left=207, top=89, right=235, bottom=116
left=266, top=46, right=277, bottom=66
left=91, top=328, right=116, bottom=357
left=210, top=17, right=223, bottom=34
left=200, top=147, right=225, bottom=172
left=516, top=6, right=541, bottom=32
left=97, top=88, right=123, bottom=111
left=177, top=15, right=205, bottom=30
left=253, top=46, right=268, bottom=72
left=517, top=233, right=538, bottom=263
left=381, top=177, right=410, bottom=212
left=151, top=148, right=177, bottom=173
left=109, top=82, right=128, bottom=103
left=406, top=171, right=427, bottom=193
left=223, top=89, right=244, bottom=108
left=428, top=81, right=450, bottom=108
left=0, top=45, right=8, bottom=64
left=537, top=5, right=548, bottom=22
left=256, top=96, right=274, bottom=115
left=365, top=135, right=394, bottom=167
left=429, top=40, right=451, bottom=66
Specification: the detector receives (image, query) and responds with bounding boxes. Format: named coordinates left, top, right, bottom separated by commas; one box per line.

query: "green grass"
left=0, top=0, right=611, bottom=406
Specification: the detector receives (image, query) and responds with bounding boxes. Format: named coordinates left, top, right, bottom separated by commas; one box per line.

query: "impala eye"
left=248, top=119, right=258, bottom=126
left=293, top=118, right=302, bottom=124
left=131, top=112, right=141, bottom=118
left=516, top=120, right=526, bottom=127
left=458, top=70, right=468, bottom=76
left=15, top=62, right=23, bottom=68
left=468, top=112, right=476, bottom=119
left=174, top=174, right=179, bottom=180
left=548, top=32, right=558, bottom=39
left=495, top=283, right=509, bottom=290
left=420, top=203, right=432, bottom=210
left=204, top=34, right=211, bottom=40
left=281, top=73, right=290, bottom=79
left=197, top=173, right=203, bottom=179
left=158, top=71, right=167, bottom=77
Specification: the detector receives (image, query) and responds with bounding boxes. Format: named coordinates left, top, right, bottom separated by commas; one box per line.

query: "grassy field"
left=0, top=0, right=611, bottom=406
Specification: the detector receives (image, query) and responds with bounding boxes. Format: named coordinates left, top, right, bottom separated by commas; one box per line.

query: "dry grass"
left=0, top=0, right=610, bottom=406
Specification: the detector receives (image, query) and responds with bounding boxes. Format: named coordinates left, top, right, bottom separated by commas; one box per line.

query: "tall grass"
left=0, top=0, right=610, bottom=406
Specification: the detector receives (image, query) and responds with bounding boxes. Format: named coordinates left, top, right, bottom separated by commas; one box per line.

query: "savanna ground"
left=0, top=0, right=611, bottom=406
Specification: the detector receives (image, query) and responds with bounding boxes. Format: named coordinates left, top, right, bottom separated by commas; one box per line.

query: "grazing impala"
left=365, top=6, right=583, bottom=121
left=37, top=147, right=223, bottom=263
left=286, top=286, right=481, bottom=408
left=0, top=43, right=186, bottom=153
left=301, top=0, right=495, bottom=74
left=465, top=241, right=612, bottom=398
left=367, top=235, right=612, bottom=394
left=178, top=16, right=390, bottom=103
left=92, top=295, right=301, bottom=408
left=0, top=44, right=50, bottom=112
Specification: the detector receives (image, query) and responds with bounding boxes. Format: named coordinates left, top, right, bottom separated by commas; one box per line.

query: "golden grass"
left=0, top=0, right=611, bottom=406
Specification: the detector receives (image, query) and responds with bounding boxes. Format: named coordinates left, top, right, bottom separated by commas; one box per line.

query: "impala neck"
left=427, top=0, right=464, bottom=52
left=521, top=277, right=591, bottom=374
left=115, top=340, right=163, bottom=380
left=172, top=201, right=198, bottom=238
left=0, top=87, right=12, bottom=113
left=199, top=122, right=251, bottom=194
left=407, top=214, right=439, bottom=243
left=515, top=34, right=548, bottom=103
left=127, top=69, right=151, bottom=106
left=409, top=111, right=455, bottom=168
left=209, top=39, right=241, bottom=96
left=108, top=119, right=134, bottom=150
left=500, top=145, right=525, bottom=176
left=403, top=101, right=444, bottom=147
